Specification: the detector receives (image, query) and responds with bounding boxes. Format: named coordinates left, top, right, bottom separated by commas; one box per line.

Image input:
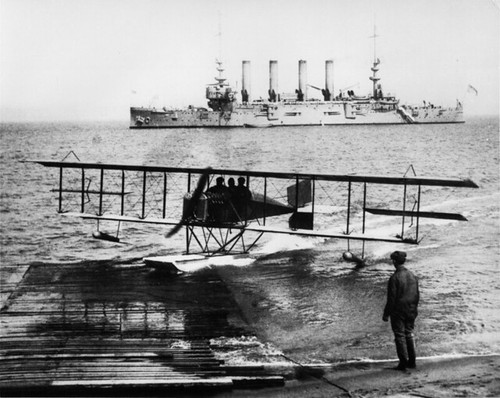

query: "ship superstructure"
left=130, top=57, right=464, bottom=128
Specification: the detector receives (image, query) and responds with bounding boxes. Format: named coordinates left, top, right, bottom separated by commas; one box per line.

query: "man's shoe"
left=406, top=337, right=417, bottom=369
left=392, top=363, right=407, bottom=371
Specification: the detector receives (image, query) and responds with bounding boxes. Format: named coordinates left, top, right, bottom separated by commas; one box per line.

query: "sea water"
left=0, top=117, right=498, bottom=363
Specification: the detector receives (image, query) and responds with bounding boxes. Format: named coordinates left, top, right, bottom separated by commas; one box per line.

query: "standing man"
left=383, top=251, right=419, bottom=370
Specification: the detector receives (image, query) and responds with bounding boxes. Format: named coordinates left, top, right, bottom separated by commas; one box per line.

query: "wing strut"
left=58, top=167, right=63, bottom=213
left=401, top=182, right=407, bottom=240
left=362, top=182, right=367, bottom=258
left=416, top=184, right=422, bottom=242
left=346, top=180, right=352, bottom=251
left=99, top=168, right=104, bottom=216
left=81, top=168, right=85, bottom=213
left=142, top=170, right=147, bottom=219
left=121, top=170, right=125, bottom=216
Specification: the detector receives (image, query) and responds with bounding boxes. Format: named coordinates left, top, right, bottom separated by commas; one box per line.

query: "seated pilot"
left=206, top=177, right=231, bottom=222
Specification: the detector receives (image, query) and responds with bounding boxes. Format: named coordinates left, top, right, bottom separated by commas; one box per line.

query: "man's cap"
left=216, top=176, right=224, bottom=183
left=390, top=251, right=407, bottom=263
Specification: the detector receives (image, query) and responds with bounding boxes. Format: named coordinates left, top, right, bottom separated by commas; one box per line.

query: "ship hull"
left=130, top=102, right=464, bottom=128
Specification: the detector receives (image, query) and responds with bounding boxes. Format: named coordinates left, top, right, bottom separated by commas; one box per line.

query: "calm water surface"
left=1, top=117, right=498, bottom=363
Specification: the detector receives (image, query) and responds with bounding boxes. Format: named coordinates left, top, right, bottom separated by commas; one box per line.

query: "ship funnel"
left=323, top=60, right=334, bottom=101
left=297, top=60, right=307, bottom=101
left=241, top=60, right=251, bottom=103
left=269, top=60, right=278, bottom=102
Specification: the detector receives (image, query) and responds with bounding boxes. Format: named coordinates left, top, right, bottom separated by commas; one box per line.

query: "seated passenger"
left=226, top=177, right=238, bottom=221
left=207, top=176, right=223, bottom=192
left=232, top=177, right=252, bottom=221
left=206, top=177, right=230, bottom=222
left=227, top=177, right=236, bottom=194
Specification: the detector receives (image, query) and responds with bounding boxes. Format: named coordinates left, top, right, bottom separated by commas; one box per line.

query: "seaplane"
left=30, top=156, right=478, bottom=274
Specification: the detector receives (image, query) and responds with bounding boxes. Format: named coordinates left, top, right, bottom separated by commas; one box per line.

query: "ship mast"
left=206, top=13, right=236, bottom=112
left=215, top=59, right=228, bottom=87
left=213, top=10, right=227, bottom=89
left=217, top=10, right=222, bottom=64
left=369, top=25, right=381, bottom=99
left=213, top=12, right=228, bottom=91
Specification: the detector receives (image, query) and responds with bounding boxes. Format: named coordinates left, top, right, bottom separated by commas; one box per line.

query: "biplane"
left=30, top=158, right=478, bottom=271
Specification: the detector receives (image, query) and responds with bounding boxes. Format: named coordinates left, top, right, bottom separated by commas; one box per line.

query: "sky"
left=0, top=0, right=499, bottom=122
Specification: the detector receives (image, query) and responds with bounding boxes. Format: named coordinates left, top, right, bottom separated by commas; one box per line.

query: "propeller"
left=165, top=167, right=211, bottom=238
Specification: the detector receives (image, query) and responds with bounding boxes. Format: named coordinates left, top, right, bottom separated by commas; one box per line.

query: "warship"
left=130, top=57, right=464, bottom=128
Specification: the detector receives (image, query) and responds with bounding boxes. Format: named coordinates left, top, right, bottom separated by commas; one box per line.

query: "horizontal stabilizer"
left=364, top=208, right=468, bottom=221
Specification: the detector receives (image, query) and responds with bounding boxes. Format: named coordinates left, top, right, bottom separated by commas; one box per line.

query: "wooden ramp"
left=0, top=261, right=285, bottom=395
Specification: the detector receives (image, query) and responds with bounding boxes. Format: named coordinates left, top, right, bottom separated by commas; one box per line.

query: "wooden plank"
left=50, top=377, right=234, bottom=386
left=231, top=376, right=285, bottom=388
left=0, top=354, right=220, bottom=362
left=0, top=258, right=287, bottom=393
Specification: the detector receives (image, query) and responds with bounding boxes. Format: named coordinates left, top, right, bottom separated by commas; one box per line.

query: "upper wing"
left=32, top=160, right=478, bottom=188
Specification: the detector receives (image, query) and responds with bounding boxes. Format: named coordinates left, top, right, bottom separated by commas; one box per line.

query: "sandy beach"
left=218, top=354, right=500, bottom=397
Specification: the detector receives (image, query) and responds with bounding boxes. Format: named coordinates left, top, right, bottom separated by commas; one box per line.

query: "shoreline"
left=213, top=264, right=500, bottom=396
left=217, top=354, right=500, bottom=397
